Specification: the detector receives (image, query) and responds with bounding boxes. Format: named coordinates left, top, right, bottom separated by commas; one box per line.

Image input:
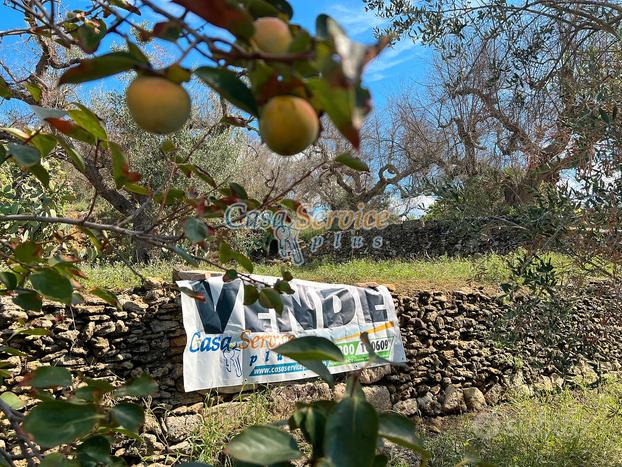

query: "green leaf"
left=171, top=0, right=255, bottom=39
left=0, top=391, right=23, bottom=409
left=307, top=79, right=361, bottom=150
left=30, top=268, right=73, bottom=304
left=275, top=336, right=344, bottom=362
left=275, top=279, right=294, bottom=294
left=0, top=76, right=11, bottom=99
left=109, top=141, right=140, bottom=188
left=75, top=19, right=107, bottom=53
left=194, top=167, right=217, bottom=187
left=68, top=104, right=107, bottom=141
left=160, top=139, right=176, bottom=153
left=246, top=0, right=281, bottom=18
left=1, top=347, right=27, bottom=357
left=219, top=241, right=254, bottom=273
left=29, top=366, right=72, bottom=388
left=243, top=284, right=259, bottom=305
left=258, top=287, right=283, bottom=314
left=299, top=359, right=334, bottom=386
left=289, top=401, right=334, bottom=459
left=76, top=378, right=115, bottom=402
left=110, top=402, right=144, bottom=432
left=90, top=287, right=120, bottom=308
left=114, top=374, right=157, bottom=397
left=29, top=163, right=50, bottom=188
left=318, top=15, right=388, bottom=83
left=31, top=133, right=58, bottom=157
left=23, top=401, right=99, bottom=448
left=9, top=327, right=49, bottom=341
left=0, top=271, right=18, bottom=290
left=222, top=269, right=237, bottom=282
left=124, top=182, right=151, bottom=195
left=195, top=67, right=259, bottom=116
left=126, top=40, right=149, bottom=64
left=45, top=117, right=96, bottom=144
left=184, top=217, right=210, bottom=243
left=219, top=241, right=236, bottom=263
left=7, top=142, right=40, bottom=168
left=40, top=453, right=79, bottom=467
left=227, top=425, right=301, bottom=465
left=173, top=246, right=198, bottom=266
left=14, top=241, right=41, bottom=263
left=229, top=182, right=248, bottom=199
left=324, top=397, right=379, bottom=467
left=25, top=82, right=42, bottom=103
left=335, top=152, right=369, bottom=172
left=264, top=0, right=293, bottom=18
left=152, top=20, right=183, bottom=42
left=59, top=52, right=143, bottom=84
left=377, top=412, right=429, bottom=459
left=373, top=454, right=389, bottom=467
left=76, top=436, right=114, bottom=467
left=12, top=290, right=42, bottom=311
left=57, top=136, right=86, bottom=172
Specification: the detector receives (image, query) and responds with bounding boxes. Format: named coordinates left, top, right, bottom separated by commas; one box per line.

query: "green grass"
left=191, top=391, right=273, bottom=467
left=255, top=256, right=511, bottom=290
left=424, top=383, right=622, bottom=467
left=79, top=256, right=507, bottom=291
left=81, top=260, right=176, bottom=290
left=79, top=252, right=576, bottom=292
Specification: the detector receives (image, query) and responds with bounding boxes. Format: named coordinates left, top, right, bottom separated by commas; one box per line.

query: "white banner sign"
left=178, top=275, right=406, bottom=391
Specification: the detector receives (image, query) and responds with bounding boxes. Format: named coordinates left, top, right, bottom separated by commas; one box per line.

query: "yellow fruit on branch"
left=252, top=17, right=293, bottom=54
left=259, top=96, right=319, bottom=156
left=125, top=76, right=191, bottom=134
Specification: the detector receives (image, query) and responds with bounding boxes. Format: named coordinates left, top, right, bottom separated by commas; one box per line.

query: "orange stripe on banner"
left=335, top=321, right=395, bottom=343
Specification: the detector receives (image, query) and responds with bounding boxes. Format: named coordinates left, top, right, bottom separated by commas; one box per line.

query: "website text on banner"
left=178, top=275, right=407, bottom=391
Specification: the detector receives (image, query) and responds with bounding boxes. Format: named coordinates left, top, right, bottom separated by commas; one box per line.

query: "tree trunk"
left=132, top=207, right=153, bottom=263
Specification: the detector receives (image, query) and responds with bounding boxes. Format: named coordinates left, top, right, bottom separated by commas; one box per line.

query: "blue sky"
left=0, top=0, right=431, bottom=111
left=291, top=0, right=432, bottom=105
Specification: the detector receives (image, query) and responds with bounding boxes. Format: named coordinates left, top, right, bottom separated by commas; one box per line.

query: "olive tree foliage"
left=86, top=87, right=248, bottom=259
left=366, top=0, right=622, bottom=240
left=366, top=0, right=622, bottom=200
left=91, top=90, right=245, bottom=194
left=366, top=0, right=622, bottom=356
left=0, top=1, right=436, bottom=465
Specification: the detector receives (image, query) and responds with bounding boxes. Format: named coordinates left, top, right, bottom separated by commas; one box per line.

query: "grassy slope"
left=81, top=254, right=517, bottom=292
left=183, top=383, right=622, bottom=467
left=420, top=383, right=622, bottom=467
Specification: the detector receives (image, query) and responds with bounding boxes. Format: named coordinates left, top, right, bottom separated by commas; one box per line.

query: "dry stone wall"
left=281, top=217, right=527, bottom=262
left=1, top=281, right=621, bottom=465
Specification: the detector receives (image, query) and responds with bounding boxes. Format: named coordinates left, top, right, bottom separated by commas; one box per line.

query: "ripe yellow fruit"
left=259, top=96, right=319, bottom=156
left=125, top=76, right=191, bottom=134
left=252, top=17, right=293, bottom=54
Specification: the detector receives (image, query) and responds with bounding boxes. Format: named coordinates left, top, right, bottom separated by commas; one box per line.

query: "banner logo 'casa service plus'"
left=224, top=202, right=390, bottom=265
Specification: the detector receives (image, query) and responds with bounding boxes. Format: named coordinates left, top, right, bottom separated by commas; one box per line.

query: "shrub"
left=425, top=384, right=622, bottom=467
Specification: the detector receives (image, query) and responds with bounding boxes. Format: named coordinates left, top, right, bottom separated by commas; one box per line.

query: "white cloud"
left=388, top=194, right=437, bottom=219
left=325, top=2, right=421, bottom=82
left=326, top=4, right=385, bottom=37
left=366, top=40, right=421, bottom=82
